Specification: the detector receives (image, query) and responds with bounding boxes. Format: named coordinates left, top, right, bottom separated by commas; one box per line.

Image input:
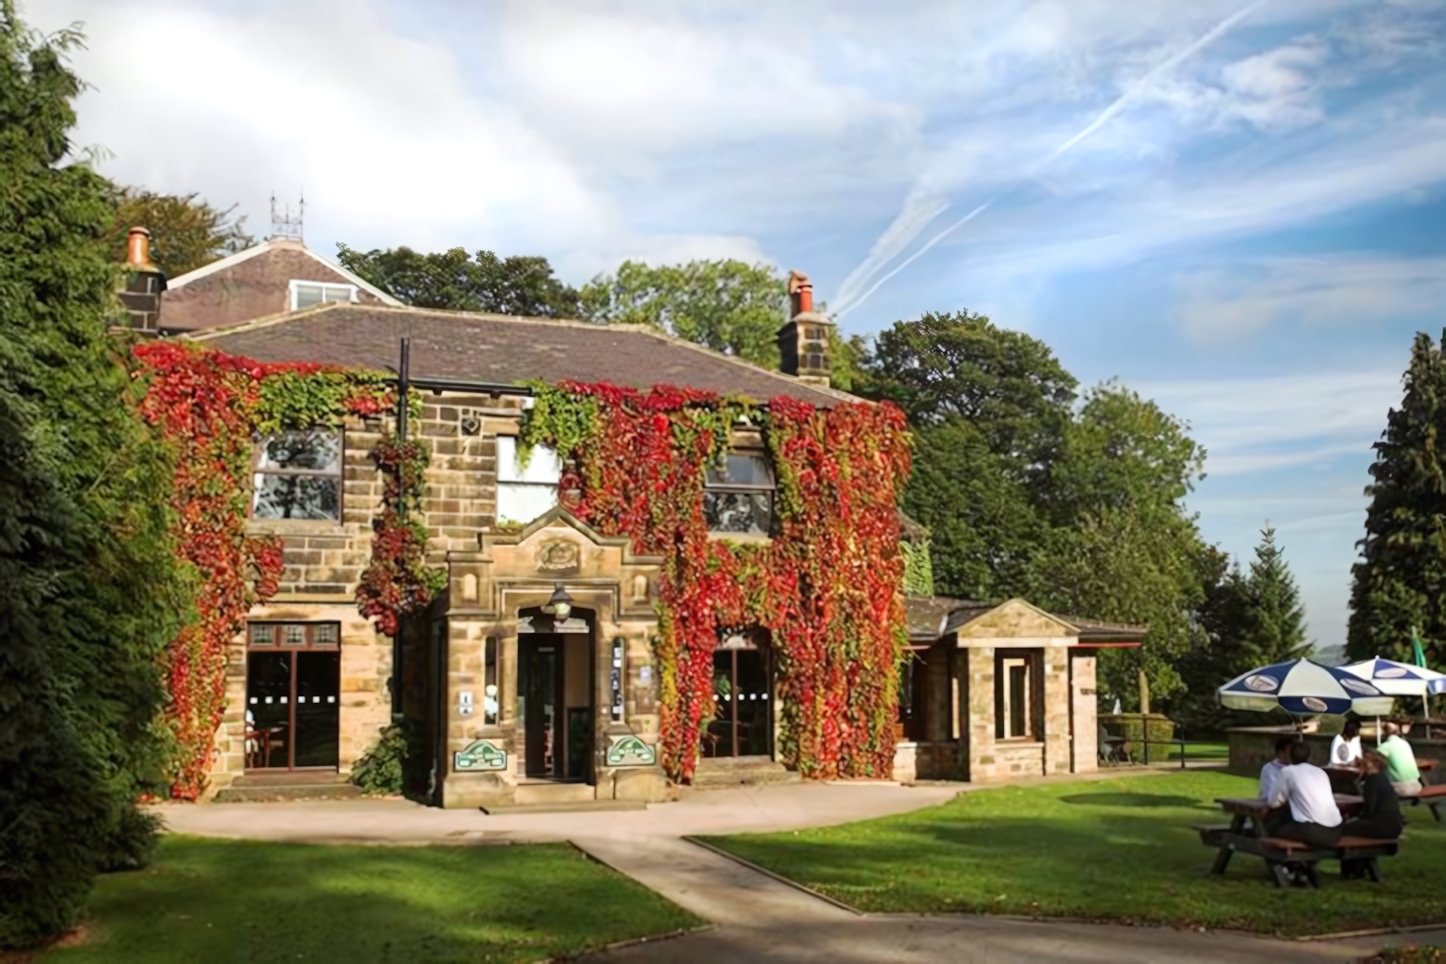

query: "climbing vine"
left=132, top=342, right=402, bottom=799
left=520, top=381, right=912, bottom=782
left=356, top=435, right=449, bottom=636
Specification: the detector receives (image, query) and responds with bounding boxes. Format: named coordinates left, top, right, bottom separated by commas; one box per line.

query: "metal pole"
left=391, top=337, right=411, bottom=720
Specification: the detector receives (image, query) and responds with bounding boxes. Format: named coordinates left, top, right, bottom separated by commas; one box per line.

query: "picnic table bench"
left=1196, top=795, right=1400, bottom=889
left=1324, top=759, right=1444, bottom=822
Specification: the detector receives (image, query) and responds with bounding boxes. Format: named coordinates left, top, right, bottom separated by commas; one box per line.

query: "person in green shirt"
left=1377, top=722, right=1422, bottom=796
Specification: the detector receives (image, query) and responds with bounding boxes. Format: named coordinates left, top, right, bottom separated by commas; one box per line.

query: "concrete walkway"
left=154, top=776, right=1441, bottom=963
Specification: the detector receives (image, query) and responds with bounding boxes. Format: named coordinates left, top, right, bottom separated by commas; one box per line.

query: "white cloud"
left=1173, top=254, right=1446, bottom=342
left=1137, top=368, right=1401, bottom=453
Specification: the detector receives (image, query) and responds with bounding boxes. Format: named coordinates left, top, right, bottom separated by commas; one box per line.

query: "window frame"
left=495, top=434, right=562, bottom=526
left=250, top=426, right=345, bottom=522
left=247, top=621, right=342, bottom=651
left=289, top=279, right=359, bottom=312
left=994, top=648, right=1042, bottom=742
left=703, top=437, right=777, bottom=537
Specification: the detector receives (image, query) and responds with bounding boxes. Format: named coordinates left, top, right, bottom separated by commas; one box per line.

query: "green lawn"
left=42, top=836, right=700, bottom=963
left=704, top=771, right=1446, bottom=937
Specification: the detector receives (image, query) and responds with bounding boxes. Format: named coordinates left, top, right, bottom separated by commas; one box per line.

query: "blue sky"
left=27, top=0, right=1446, bottom=654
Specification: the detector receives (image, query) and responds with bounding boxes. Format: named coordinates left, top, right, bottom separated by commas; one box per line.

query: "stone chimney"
left=777, top=270, right=834, bottom=387
left=117, top=226, right=167, bottom=333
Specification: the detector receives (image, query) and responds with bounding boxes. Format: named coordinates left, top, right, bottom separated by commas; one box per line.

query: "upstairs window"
left=253, top=429, right=342, bottom=520
left=497, top=435, right=560, bottom=526
left=704, top=448, right=775, bottom=536
left=290, top=280, right=357, bottom=311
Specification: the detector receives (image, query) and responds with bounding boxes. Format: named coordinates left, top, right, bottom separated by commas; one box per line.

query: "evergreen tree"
left=1348, top=330, right=1446, bottom=669
left=1, top=5, right=187, bottom=946
left=1240, top=527, right=1312, bottom=665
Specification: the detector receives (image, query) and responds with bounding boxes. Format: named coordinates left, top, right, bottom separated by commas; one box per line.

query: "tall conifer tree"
left=1241, top=527, right=1311, bottom=664
left=1348, top=331, right=1446, bottom=668
left=0, top=4, right=186, bottom=946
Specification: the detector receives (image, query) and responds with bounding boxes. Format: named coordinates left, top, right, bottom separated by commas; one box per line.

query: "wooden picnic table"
left=1199, top=794, right=1398, bottom=888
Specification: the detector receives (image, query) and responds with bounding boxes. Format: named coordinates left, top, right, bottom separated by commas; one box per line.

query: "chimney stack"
left=117, top=226, right=167, bottom=333
left=778, top=270, right=834, bottom=387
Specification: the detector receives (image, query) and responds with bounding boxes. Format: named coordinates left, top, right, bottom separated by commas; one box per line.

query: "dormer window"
left=704, top=446, right=775, bottom=536
left=252, top=429, right=342, bottom=520
left=290, top=280, right=358, bottom=311
left=497, top=436, right=561, bottom=526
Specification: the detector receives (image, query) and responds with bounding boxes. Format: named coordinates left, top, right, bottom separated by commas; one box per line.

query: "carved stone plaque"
left=536, top=539, right=580, bottom=573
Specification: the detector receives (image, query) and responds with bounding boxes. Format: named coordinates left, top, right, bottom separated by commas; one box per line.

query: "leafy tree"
left=1, top=5, right=187, bottom=946
left=1038, top=384, right=1209, bottom=707
left=580, top=259, right=787, bottom=368
left=107, top=187, right=254, bottom=278
left=858, top=314, right=1212, bottom=707
left=902, top=416, right=1053, bottom=601
left=1349, top=330, right=1446, bottom=669
left=336, top=243, right=581, bottom=317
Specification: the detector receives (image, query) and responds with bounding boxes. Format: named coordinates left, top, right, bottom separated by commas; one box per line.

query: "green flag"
left=1411, top=626, right=1427, bottom=668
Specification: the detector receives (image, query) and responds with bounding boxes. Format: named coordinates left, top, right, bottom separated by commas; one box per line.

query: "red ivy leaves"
left=530, top=382, right=911, bottom=783
left=132, top=342, right=396, bottom=799
left=356, top=436, right=447, bottom=636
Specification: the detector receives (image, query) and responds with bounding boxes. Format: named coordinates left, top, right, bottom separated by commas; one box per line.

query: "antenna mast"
left=269, top=191, right=305, bottom=241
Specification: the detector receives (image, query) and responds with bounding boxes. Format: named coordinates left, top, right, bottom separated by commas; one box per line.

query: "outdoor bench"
left=1402, top=783, right=1446, bottom=823
left=1196, top=823, right=1400, bottom=888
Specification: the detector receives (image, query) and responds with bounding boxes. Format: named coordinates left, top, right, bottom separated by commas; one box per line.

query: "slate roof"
left=904, top=596, right=1146, bottom=644
left=188, top=302, right=855, bottom=407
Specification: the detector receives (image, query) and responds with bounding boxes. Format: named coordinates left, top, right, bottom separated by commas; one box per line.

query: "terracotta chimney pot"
left=126, top=226, right=156, bottom=270
left=788, top=269, right=814, bottom=316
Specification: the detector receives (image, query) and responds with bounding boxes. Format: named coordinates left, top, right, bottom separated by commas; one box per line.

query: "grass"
left=40, top=836, right=700, bottom=963
left=704, top=771, right=1446, bottom=937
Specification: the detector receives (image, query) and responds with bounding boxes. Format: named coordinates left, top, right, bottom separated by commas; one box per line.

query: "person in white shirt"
left=1329, top=719, right=1363, bottom=768
left=1267, top=741, right=1343, bottom=848
left=1259, top=736, right=1294, bottom=802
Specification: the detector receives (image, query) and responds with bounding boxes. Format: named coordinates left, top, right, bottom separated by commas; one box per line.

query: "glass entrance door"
left=520, top=639, right=561, bottom=778
left=245, top=622, right=341, bottom=770
left=708, top=638, right=772, bottom=758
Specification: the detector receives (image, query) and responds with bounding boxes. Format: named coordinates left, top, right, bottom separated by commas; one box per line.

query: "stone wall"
left=210, top=391, right=529, bottom=792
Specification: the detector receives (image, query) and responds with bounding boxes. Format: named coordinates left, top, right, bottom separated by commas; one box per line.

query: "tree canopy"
left=108, top=187, right=254, bottom=278
left=335, top=243, right=581, bottom=318
left=1, top=3, right=187, bottom=946
left=1348, top=329, right=1446, bottom=669
left=579, top=259, right=787, bottom=368
left=855, top=311, right=1212, bottom=708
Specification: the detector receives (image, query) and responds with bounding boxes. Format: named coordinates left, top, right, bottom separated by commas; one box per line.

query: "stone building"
left=124, top=231, right=1143, bottom=808
left=896, top=598, right=1144, bottom=783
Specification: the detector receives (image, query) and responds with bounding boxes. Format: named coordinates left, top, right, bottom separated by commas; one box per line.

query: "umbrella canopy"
left=1219, top=657, right=1395, bottom=717
left=1341, top=657, right=1446, bottom=697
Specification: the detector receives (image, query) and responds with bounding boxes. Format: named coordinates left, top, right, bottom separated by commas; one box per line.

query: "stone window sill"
left=707, top=531, right=772, bottom=546
left=247, top=519, right=348, bottom=537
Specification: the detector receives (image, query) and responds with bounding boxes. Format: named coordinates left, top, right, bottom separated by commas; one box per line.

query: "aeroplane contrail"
left=832, top=0, right=1270, bottom=321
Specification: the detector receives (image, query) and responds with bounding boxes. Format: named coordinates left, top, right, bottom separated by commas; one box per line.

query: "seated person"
left=1266, top=740, right=1342, bottom=848
left=1339, top=750, right=1405, bottom=879
left=1377, top=721, right=1423, bottom=797
left=1259, top=735, right=1294, bottom=802
left=1330, top=719, right=1364, bottom=768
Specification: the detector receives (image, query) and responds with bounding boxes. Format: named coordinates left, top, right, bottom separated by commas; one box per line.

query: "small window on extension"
left=291, top=281, right=357, bottom=311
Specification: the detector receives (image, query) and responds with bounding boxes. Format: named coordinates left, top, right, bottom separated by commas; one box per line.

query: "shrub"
left=351, top=719, right=428, bottom=799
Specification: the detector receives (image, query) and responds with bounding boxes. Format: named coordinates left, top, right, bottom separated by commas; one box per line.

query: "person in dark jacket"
left=1339, top=750, right=1405, bottom=879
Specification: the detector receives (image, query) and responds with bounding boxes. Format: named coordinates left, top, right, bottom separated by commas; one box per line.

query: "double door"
left=708, top=643, right=772, bottom=758
left=246, top=623, right=341, bottom=770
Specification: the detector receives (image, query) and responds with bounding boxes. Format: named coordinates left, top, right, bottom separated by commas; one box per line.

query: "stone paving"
left=154, top=773, right=1444, bottom=963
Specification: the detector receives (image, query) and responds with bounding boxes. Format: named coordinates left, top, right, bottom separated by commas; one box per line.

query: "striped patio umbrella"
left=1218, top=657, right=1395, bottom=717
left=1340, top=657, right=1446, bottom=697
